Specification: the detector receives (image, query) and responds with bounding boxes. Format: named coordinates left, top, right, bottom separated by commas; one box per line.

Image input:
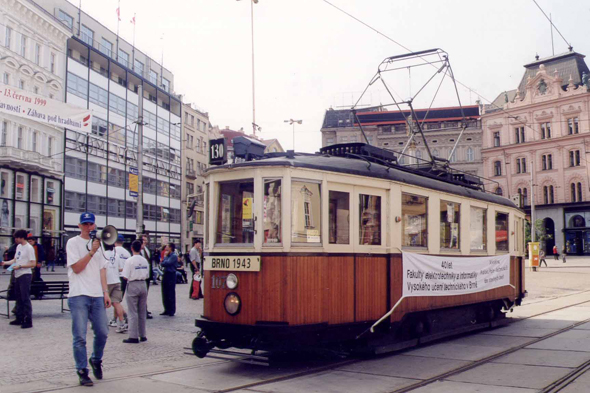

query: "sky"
left=73, top=0, right=590, bottom=153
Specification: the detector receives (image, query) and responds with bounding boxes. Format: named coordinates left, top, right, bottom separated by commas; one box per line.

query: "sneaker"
left=77, top=369, right=93, bottom=386
left=115, top=326, right=126, bottom=333
left=108, top=319, right=118, bottom=327
left=89, top=358, right=103, bottom=380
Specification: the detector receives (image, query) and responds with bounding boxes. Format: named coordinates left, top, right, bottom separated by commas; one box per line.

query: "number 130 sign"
left=209, top=138, right=227, bottom=165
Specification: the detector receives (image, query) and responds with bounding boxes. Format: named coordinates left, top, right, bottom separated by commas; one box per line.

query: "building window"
left=568, top=118, right=579, bottom=135
left=466, top=147, right=474, bottom=162
left=518, top=187, right=528, bottom=206
left=89, top=83, right=108, bottom=108
left=100, top=38, right=112, bottom=57
left=0, top=121, right=7, bottom=146
left=32, top=131, right=37, bottom=152
left=134, top=59, right=144, bottom=75
left=34, top=86, right=38, bottom=94
left=326, top=138, right=334, bottom=145
left=5, top=26, right=11, bottom=48
left=118, top=49, right=129, bottom=67
left=3, top=72, right=8, bottom=84
left=162, top=77, right=170, bottom=92
left=48, top=136, right=53, bottom=156
left=570, top=150, right=581, bottom=167
left=91, top=117, right=107, bottom=137
left=494, top=161, right=502, bottom=176
left=516, top=158, right=526, bottom=174
left=149, top=70, right=157, bottom=84
left=542, top=154, right=553, bottom=170
left=515, top=126, right=525, bottom=143
left=541, top=122, right=551, bottom=139
left=34, top=44, right=40, bottom=65
left=572, top=182, right=583, bottom=202
left=493, top=132, right=500, bottom=147
left=81, top=25, right=93, bottom=46
left=543, top=185, right=554, bottom=204
left=20, top=35, right=26, bottom=57
left=402, top=193, right=428, bottom=247
left=50, top=53, right=56, bottom=74
left=58, top=9, right=73, bottom=29
left=17, top=126, right=23, bottom=149
left=19, top=80, right=24, bottom=89
left=109, top=93, right=126, bottom=116
left=67, top=72, right=88, bottom=99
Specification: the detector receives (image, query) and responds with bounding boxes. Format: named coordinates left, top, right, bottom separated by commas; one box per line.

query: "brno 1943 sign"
left=402, top=252, right=511, bottom=297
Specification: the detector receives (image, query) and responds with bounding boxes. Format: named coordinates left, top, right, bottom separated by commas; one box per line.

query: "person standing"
left=539, top=250, right=548, bottom=267
left=140, top=234, right=154, bottom=319
left=66, top=212, right=112, bottom=386
left=122, top=240, right=149, bottom=343
left=46, top=243, right=56, bottom=272
left=27, top=234, right=45, bottom=283
left=562, top=244, right=567, bottom=263
left=189, top=240, right=203, bottom=299
left=553, top=245, right=559, bottom=260
left=0, top=229, right=36, bottom=328
left=107, top=235, right=128, bottom=333
left=160, top=243, right=178, bottom=316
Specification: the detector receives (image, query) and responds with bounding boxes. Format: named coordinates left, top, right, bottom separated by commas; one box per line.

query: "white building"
left=38, top=0, right=183, bottom=247
left=0, top=0, right=70, bottom=251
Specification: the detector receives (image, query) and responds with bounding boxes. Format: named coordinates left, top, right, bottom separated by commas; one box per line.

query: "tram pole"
left=530, top=158, right=535, bottom=242
left=136, top=84, right=144, bottom=239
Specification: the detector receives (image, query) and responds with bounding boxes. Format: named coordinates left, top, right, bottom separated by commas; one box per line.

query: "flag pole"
left=131, top=13, right=136, bottom=72
left=116, top=0, right=121, bottom=61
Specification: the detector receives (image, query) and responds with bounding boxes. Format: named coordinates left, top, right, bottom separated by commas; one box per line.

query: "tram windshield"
left=216, top=179, right=254, bottom=244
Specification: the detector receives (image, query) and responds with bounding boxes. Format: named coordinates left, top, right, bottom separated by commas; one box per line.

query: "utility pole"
left=530, top=158, right=535, bottom=242
left=136, top=84, right=144, bottom=238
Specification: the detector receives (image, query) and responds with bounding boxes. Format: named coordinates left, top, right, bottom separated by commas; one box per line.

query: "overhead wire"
left=530, top=0, right=572, bottom=50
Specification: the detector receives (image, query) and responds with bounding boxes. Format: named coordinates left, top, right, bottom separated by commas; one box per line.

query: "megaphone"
left=90, top=225, right=118, bottom=247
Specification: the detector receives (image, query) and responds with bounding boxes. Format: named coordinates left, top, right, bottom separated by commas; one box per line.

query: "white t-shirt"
left=66, top=235, right=108, bottom=298
left=115, top=246, right=131, bottom=277
left=122, top=255, right=150, bottom=281
left=14, top=243, right=35, bottom=278
left=104, top=249, right=120, bottom=285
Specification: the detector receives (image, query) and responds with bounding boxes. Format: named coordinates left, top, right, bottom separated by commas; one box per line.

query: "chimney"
left=225, top=126, right=229, bottom=130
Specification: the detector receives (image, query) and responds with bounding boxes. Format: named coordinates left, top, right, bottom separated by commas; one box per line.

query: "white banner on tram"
left=403, top=252, right=511, bottom=297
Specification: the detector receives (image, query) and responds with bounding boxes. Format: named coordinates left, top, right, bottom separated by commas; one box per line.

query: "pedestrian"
left=106, top=235, right=128, bottom=333
left=160, top=243, right=178, bottom=316
left=189, top=240, right=203, bottom=299
left=553, top=245, right=559, bottom=260
left=562, top=244, right=567, bottom=263
left=66, top=212, right=112, bottom=386
left=46, top=243, right=56, bottom=272
left=539, top=250, right=547, bottom=267
left=27, top=234, right=45, bottom=283
left=122, top=240, right=149, bottom=344
left=57, top=248, right=67, bottom=267
left=0, top=229, right=36, bottom=328
left=140, top=234, right=154, bottom=319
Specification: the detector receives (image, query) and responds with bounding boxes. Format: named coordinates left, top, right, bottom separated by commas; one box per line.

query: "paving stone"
left=492, top=348, right=590, bottom=368
left=559, top=368, right=590, bottom=393
left=409, top=380, right=537, bottom=393
left=450, top=334, right=532, bottom=348
left=405, top=343, right=506, bottom=361
left=506, top=318, right=575, bottom=330
left=446, top=363, right=573, bottom=389
left=337, top=354, right=471, bottom=379
left=66, top=376, right=211, bottom=393
left=482, top=324, right=559, bottom=337
left=527, top=335, right=590, bottom=352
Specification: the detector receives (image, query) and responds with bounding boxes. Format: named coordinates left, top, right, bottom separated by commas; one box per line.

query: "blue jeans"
left=68, top=296, right=109, bottom=371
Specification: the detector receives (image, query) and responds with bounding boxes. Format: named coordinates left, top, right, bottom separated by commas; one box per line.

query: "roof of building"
left=517, top=51, right=590, bottom=95
left=219, top=129, right=249, bottom=147
left=486, top=90, right=517, bottom=113
left=322, top=105, right=480, bottom=128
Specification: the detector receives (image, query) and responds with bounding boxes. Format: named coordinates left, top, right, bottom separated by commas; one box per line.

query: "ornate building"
left=481, top=51, right=590, bottom=255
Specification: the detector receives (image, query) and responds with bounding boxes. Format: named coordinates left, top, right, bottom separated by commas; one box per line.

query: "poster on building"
left=402, top=252, right=511, bottom=297
left=0, top=84, right=92, bottom=133
left=129, top=167, right=138, bottom=197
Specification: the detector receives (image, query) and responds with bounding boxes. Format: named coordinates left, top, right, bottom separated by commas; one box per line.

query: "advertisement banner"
left=129, top=167, right=138, bottom=197
left=403, top=252, right=511, bottom=298
left=0, top=85, right=92, bottom=133
left=528, top=242, right=540, bottom=268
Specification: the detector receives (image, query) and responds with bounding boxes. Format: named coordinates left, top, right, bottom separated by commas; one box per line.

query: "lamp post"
left=284, top=119, right=302, bottom=151
left=236, top=0, right=259, bottom=136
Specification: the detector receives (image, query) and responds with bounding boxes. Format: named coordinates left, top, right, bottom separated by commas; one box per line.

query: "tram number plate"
left=204, top=256, right=261, bottom=272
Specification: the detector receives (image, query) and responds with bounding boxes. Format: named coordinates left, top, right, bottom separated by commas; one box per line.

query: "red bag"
left=191, top=279, right=201, bottom=299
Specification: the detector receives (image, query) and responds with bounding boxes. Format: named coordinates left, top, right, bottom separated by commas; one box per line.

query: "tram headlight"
left=224, top=292, right=241, bottom=315
left=226, top=273, right=238, bottom=289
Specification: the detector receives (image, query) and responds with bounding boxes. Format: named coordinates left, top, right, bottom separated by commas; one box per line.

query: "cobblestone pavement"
left=0, top=269, right=214, bottom=390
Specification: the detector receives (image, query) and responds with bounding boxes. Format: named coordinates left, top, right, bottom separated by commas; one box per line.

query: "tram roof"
left=209, top=154, right=517, bottom=209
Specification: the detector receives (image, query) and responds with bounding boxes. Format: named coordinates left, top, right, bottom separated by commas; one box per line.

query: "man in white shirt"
left=66, top=212, right=111, bottom=387
left=189, top=240, right=203, bottom=299
left=107, top=235, right=129, bottom=333
left=122, top=240, right=150, bottom=343
left=1, top=229, right=36, bottom=328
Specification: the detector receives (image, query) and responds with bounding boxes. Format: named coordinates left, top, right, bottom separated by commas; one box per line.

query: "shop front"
left=564, top=209, right=590, bottom=255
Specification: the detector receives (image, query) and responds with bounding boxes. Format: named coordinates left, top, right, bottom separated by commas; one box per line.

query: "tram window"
left=329, top=191, right=350, bottom=244
left=216, top=180, right=254, bottom=244
left=470, top=207, right=487, bottom=251
left=495, top=212, right=509, bottom=252
left=440, top=201, right=460, bottom=249
left=292, top=181, right=321, bottom=244
left=263, top=179, right=281, bottom=244
left=402, top=193, right=428, bottom=247
left=360, top=194, right=381, bottom=245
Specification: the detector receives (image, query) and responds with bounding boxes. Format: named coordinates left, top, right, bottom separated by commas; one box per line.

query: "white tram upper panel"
left=203, top=153, right=525, bottom=257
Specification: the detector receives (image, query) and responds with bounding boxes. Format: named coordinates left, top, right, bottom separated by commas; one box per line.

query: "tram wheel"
left=192, top=337, right=211, bottom=358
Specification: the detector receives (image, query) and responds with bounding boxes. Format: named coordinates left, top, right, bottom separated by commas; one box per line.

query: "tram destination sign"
left=209, top=138, right=227, bottom=165
left=402, top=252, right=511, bottom=297
left=204, top=255, right=261, bottom=272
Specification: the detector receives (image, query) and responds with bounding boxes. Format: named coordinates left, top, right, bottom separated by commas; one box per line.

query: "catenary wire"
left=530, top=0, right=572, bottom=49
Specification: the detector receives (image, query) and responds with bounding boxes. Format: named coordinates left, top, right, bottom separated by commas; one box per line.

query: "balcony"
left=0, top=146, right=62, bottom=175
left=186, top=168, right=197, bottom=179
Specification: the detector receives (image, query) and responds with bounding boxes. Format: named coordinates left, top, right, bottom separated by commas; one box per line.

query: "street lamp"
left=236, top=0, right=259, bottom=137
left=284, top=119, right=302, bottom=151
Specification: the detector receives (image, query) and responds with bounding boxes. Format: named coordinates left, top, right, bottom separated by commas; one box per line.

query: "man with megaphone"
left=65, top=212, right=112, bottom=387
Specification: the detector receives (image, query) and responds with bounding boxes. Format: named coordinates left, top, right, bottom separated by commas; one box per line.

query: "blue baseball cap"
left=79, top=212, right=95, bottom=224
left=117, top=234, right=125, bottom=242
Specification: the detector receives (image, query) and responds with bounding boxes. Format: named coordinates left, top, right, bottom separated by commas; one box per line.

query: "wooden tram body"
left=193, top=144, right=527, bottom=359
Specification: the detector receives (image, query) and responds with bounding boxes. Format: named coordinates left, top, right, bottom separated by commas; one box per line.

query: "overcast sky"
left=73, top=0, right=590, bottom=153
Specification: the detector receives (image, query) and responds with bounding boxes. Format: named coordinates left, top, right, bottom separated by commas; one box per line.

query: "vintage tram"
left=193, top=140, right=526, bottom=361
